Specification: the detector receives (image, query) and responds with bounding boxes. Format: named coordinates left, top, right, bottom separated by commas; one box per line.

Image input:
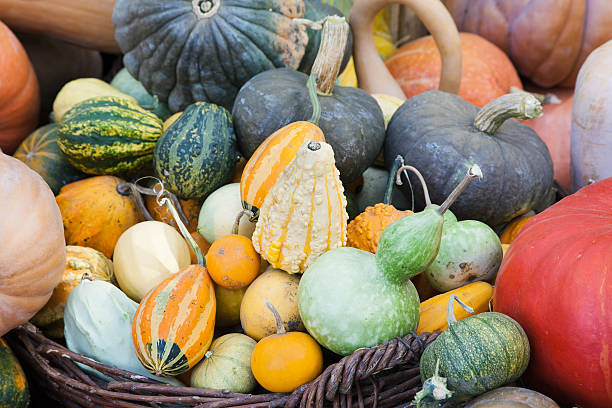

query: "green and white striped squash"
left=57, top=96, right=163, bottom=176
left=190, top=333, right=257, bottom=393
left=154, top=102, right=238, bottom=200
left=13, top=124, right=87, bottom=195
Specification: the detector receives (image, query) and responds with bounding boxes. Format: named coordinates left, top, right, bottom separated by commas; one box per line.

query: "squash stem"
left=116, top=183, right=154, bottom=221
left=437, top=164, right=482, bottom=215
left=232, top=209, right=253, bottom=235
left=310, top=16, right=350, bottom=95
left=446, top=294, right=474, bottom=325
left=307, top=75, right=322, bottom=126
left=393, top=157, right=432, bottom=207
left=264, top=301, right=286, bottom=335
left=384, top=156, right=407, bottom=205
left=473, top=92, right=543, bottom=134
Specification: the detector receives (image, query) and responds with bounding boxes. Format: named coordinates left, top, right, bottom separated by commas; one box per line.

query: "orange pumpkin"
left=55, top=176, right=144, bottom=258
left=206, top=234, right=260, bottom=289
left=240, top=121, right=325, bottom=220
left=144, top=195, right=201, bottom=233
left=386, top=33, right=522, bottom=107
left=499, top=215, right=533, bottom=245
left=0, top=21, right=40, bottom=154
left=0, top=150, right=64, bottom=336
left=347, top=203, right=413, bottom=253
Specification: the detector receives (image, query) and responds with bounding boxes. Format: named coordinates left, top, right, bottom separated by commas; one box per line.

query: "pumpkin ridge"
left=447, top=324, right=488, bottom=395
left=209, top=20, right=238, bottom=85
left=221, top=16, right=277, bottom=67
left=473, top=315, right=514, bottom=382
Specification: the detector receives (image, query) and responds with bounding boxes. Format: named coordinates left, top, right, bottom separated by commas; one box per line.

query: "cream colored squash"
left=372, top=93, right=404, bottom=128
left=53, top=78, right=136, bottom=121
left=113, top=221, right=190, bottom=301
left=252, top=141, right=348, bottom=274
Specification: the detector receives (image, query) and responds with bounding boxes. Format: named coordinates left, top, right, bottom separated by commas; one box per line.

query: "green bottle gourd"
left=298, top=164, right=483, bottom=355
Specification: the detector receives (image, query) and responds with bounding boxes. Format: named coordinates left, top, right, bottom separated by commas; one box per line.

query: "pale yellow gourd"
left=252, top=141, right=348, bottom=274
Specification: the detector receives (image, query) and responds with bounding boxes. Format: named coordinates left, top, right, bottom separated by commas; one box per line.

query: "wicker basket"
left=6, top=323, right=439, bottom=408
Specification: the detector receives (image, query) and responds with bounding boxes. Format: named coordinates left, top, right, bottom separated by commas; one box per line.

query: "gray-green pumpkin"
left=110, top=68, right=172, bottom=120
left=153, top=102, right=238, bottom=200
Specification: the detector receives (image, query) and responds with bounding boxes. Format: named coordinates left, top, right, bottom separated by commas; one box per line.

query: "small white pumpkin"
left=113, top=221, right=190, bottom=301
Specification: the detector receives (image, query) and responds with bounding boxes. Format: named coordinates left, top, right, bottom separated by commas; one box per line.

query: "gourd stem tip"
left=446, top=294, right=474, bottom=326
left=264, top=300, right=286, bottom=335
left=438, top=164, right=483, bottom=215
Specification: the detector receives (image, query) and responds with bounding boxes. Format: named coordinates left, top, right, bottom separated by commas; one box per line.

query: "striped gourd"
left=13, top=124, right=86, bottom=195
left=154, top=102, right=238, bottom=200
left=132, top=264, right=216, bottom=377
left=240, top=121, right=325, bottom=220
left=0, top=338, right=28, bottom=408
left=252, top=141, right=348, bottom=274
left=57, top=96, right=163, bottom=176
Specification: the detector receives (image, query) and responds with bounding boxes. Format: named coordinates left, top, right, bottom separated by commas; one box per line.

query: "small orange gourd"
left=416, top=281, right=494, bottom=334
left=206, top=234, right=260, bottom=289
left=499, top=214, right=533, bottom=245
left=251, top=301, right=323, bottom=393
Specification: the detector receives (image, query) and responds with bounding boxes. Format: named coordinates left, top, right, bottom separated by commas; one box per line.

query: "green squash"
left=190, top=333, right=257, bottom=393
left=385, top=91, right=554, bottom=226
left=416, top=296, right=530, bottom=405
left=57, top=96, right=163, bottom=176
left=110, top=68, right=172, bottom=120
left=113, top=0, right=310, bottom=111
left=153, top=102, right=238, bottom=200
left=0, top=338, right=29, bottom=408
left=13, top=124, right=87, bottom=195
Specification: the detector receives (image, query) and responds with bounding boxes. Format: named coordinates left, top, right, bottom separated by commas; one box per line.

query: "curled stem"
left=232, top=209, right=254, bottom=235
left=264, top=300, right=286, bottom=335
left=446, top=294, right=474, bottom=326
left=395, top=161, right=432, bottom=207
left=438, top=164, right=483, bottom=215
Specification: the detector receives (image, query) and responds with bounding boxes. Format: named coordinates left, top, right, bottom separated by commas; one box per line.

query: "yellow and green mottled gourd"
left=0, top=338, right=28, bottom=408
left=57, top=96, right=163, bottom=176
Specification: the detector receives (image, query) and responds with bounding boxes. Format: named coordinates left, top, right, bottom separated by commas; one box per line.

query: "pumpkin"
left=13, top=124, right=87, bottom=195
left=57, top=96, right=163, bottom=176
left=355, top=166, right=411, bottom=212
left=55, top=176, right=144, bottom=258
left=233, top=17, right=385, bottom=184
left=0, top=151, right=65, bottom=336
left=0, top=0, right=119, bottom=53
left=190, top=333, right=257, bottom=393
left=215, top=284, right=247, bottom=328
left=252, top=141, right=348, bottom=274
left=0, top=338, right=29, bottom=408
left=465, top=387, right=560, bottom=408
left=386, top=91, right=554, bottom=226
left=52, top=78, right=136, bottom=121
left=251, top=302, right=323, bottom=393
left=570, top=39, right=612, bottom=192
left=416, top=296, right=530, bottom=405
left=416, top=281, right=493, bottom=334
left=145, top=195, right=201, bottom=234
left=154, top=102, right=238, bottom=200
left=110, top=68, right=172, bottom=120
left=31, top=246, right=114, bottom=338
left=499, top=214, right=533, bottom=245
left=442, top=0, right=612, bottom=87
left=198, top=183, right=256, bottom=243
left=0, top=21, right=39, bottom=154
left=240, top=268, right=304, bottom=341
left=493, top=177, right=612, bottom=408
left=350, top=0, right=461, bottom=100
left=523, top=87, right=573, bottom=192
left=113, top=221, right=191, bottom=302
left=206, top=235, right=260, bottom=289
left=240, top=121, right=325, bottom=220
left=386, top=33, right=522, bottom=107
left=113, top=0, right=310, bottom=110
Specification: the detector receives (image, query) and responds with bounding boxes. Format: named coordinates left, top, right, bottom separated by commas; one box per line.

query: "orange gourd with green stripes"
left=240, top=121, right=325, bottom=220
left=132, top=264, right=216, bottom=377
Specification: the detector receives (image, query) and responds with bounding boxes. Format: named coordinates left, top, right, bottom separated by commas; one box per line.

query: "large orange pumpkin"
left=0, top=150, right=65, bottom=336
left=386, top=32, right=522, bottom=107
left=0, top=21, right=40, bottom=154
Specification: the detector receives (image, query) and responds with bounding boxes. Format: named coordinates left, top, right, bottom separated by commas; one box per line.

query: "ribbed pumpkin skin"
left=113, top=0, right=308, bottom=111
left=346, top=203, right=413, bottom=253
left=241, top=121, right=325, bottom=217
left=420, top=312, right=530, bottom=398
left=133, top=265, right=216, bottom=377
left=13, top=124, right=87, bottom=195
left=0, top=338, right=29, bottom=408
left=57, top=96, right=163, bottom=176
left=154, top=102, right=237, bottom=200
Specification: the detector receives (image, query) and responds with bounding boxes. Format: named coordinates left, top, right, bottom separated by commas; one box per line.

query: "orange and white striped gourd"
left=252, top=141, right=348, bottom=274
left=240, top=121, right=325, bottom=220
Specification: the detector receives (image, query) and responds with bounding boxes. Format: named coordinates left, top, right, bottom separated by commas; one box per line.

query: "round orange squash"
left=0, top=21, right=40, bottom=154
left=386, top=33, right=522, bottom=107
left=206, top=234, right=260, bottom=290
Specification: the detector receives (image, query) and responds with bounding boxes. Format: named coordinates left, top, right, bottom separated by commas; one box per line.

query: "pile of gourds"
left=1, top=0, right=611, bottom=407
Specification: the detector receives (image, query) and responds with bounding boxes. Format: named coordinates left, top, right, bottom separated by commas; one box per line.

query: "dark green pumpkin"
left=110, top=68, right=173, bottom=120
left=57, top=96, right=163, bottom=176
left=385, top=91, right=554, bottom=226
left=420, top=311, right=530, bottom=399
left=154, top=102, right=238, bottom=200
left=232, top=68, right=385, bottom=183
left=13, top=124, right=87, bottom=195
left=113, top=0, right=310, bottom=111
left=0, top=338, right=29, bottom=408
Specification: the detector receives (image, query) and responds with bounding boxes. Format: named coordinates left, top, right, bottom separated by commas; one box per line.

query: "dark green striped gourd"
left=13, top=123, right=87, bottom=195
left=57, top=96, right=163, bottom=176
left=418, top=296, right=530, bottom=402
left=0, top=338, right=29, bottom=408
left=154, top=102, right=238, bottom=200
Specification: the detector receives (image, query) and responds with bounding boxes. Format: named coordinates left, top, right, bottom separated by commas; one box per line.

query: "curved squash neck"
left=473, top=93, right=543, bottom=134
left=310, top=16, right=350, bottom=95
